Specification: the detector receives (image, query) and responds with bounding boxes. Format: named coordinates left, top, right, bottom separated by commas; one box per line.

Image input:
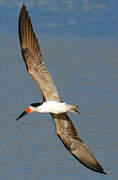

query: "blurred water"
left=0, top=1, right=118, bottom=180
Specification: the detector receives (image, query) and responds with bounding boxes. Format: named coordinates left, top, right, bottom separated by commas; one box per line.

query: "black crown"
left=31, top=102, right=43, bottom=107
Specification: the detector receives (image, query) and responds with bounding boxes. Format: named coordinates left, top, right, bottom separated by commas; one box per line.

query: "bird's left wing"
left=18, top=4, right=60, bottom=101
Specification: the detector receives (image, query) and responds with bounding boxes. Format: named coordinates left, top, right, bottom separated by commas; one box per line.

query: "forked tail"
left=70, top=105, right=80, bottom=113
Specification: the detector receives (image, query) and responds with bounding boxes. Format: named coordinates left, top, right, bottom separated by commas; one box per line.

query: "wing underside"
left=51, top=113, right=106, bottom=174
left=18, top=4, right=106, bottom=174
left=19, top=4, right=60, bottom=101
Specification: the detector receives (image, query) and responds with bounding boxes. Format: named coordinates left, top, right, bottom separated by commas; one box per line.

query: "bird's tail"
left=69, top=105, right=80, bottom=113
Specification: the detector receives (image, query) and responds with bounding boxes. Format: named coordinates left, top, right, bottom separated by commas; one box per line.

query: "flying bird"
left=17, top=4, right=106, bottom=174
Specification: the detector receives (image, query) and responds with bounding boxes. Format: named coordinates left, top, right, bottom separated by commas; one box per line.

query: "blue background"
left=0, top=0, right=118, bottom=179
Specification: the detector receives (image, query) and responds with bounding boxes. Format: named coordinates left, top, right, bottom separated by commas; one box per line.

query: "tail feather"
left=70, top=105, right=80, bottom=113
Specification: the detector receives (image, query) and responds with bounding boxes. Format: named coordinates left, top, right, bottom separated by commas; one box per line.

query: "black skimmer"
left=16, top=101, right=79, bottom=120
left=16, top=4, right=106, bottom=174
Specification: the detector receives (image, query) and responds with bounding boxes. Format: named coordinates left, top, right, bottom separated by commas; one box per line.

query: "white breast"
left=37, top=101, right=70, bottom=114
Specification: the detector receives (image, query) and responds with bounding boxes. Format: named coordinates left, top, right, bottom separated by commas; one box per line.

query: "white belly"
left=37, top=101, right=71, bottom=114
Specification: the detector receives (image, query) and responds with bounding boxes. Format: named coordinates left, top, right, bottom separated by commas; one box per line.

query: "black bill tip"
left=16, top=110, right=27, bottom=121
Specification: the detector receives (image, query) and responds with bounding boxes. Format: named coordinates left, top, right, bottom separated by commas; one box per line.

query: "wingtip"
left=93, top=162, right=107, bottom=174
left=88, top=165, right=107, bottom=174
left=72, top=151, right=107, bottom=174
left=95, top=165, right=107, bottom=174
left=20, top=3, right=26, bottom=12
left=101, top=170, right=107, bottom=175
left=22, top=3, right=26, bottom=8
left=20, top=3, right=26, bottom=16
left=97, top=162, right=107, bottom=174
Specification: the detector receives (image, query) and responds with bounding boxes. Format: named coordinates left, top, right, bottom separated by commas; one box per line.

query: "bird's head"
left=16, top=102, right=43, bottom=121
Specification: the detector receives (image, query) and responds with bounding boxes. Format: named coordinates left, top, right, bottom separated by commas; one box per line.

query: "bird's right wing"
left=51, top=113, right=106, bottom=174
